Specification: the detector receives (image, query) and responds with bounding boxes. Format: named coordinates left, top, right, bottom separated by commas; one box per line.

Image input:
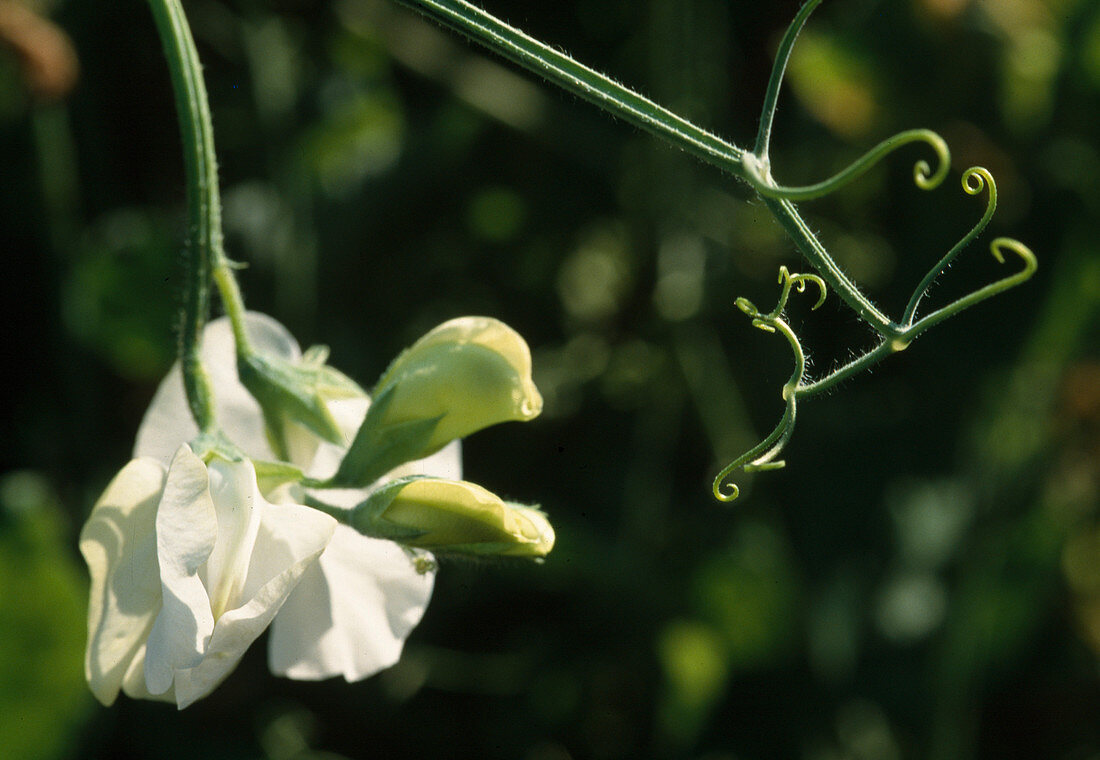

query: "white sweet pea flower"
left=83, top=313, right=460, bottom=707
left=81, top=447, right=335, bottom=708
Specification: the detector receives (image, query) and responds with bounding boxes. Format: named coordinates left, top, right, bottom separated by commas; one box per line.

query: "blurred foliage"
left=1, top=0, right=1099, bottom=758
left=0, top=472, right=91, bottom=760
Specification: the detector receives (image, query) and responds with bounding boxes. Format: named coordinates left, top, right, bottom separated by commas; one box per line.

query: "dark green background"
left=2, top=0, right=1099, bottom=757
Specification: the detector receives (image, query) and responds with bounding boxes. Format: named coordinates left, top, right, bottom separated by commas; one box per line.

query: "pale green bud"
left=330, top=317, right=542, bottom=487
left=352, top=477, right=555, bottom=559
left=374, top=317, right=543, bottom=448
left=238, top=345, right=364, bottom=457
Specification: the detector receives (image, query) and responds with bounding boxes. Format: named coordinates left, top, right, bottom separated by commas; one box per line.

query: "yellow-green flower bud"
left=374, top=317, right=542, bottom=449
left=352, top=477, right=555, bottom=559
left=330, top=317, right=542, bottom=487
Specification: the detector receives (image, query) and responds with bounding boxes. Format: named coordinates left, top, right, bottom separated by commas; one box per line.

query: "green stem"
left=796, top=339, right=896, bottom=399
left=213, top=262, right=253, bottom=354
left=390, top=0, right=744, bottom=172
left=761, top=196, right=895, bottom=331
left=148, top=0, right=253, bottom=400
left=303, top=494, right=355, bottom=525
left=754, top=0, right=823, bottom=158
left=147, top=0, right=219, bottom=431
left=392, top=0, right=910, bottom=339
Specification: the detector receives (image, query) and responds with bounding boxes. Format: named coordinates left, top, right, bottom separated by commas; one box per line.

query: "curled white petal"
left=172, top=498, right=336, bottom=708
left=80, top=458, right=165, bottom=706
left=144, top=446, right=219, bottom=696
left=204, top=458, right=264, bottom=620
left=268, top=525, right=433, bottom=682
left=138, top=451, right=337, bottom=707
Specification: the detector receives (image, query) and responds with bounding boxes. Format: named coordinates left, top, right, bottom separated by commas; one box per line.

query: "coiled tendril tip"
left=713, top=266, right=820, bottom=501
left=990, top=237, right=1035, bottom=269
left=962, top=166, right=992, bottom=196
left=795, top=274, right=828, bottom=311
left=713, top=480, right=740, bottom=503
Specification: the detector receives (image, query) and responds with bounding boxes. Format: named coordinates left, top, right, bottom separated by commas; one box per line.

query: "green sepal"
left=344, top=476, right=555, bottom=558
left=188, top=429, right=247, bottom=463
left=252, top=459, right=306, bottom=493
left=237, top=349, right=363, bottom=450
left=326, top=384, right=443, bottom=488
left=346, top=476, right=431, bottom=542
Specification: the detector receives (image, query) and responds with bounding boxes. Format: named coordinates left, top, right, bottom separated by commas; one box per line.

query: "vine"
left=158, top=0, right=1036, bottom=501
left=390, top=0, right=1035, bottom=500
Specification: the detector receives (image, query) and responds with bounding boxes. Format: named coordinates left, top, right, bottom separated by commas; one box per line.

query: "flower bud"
left=330, top=317, right=541, bottom=487
left=352, top=477, right=554, bottom=559
left=376, top=317, right=542, bottom=445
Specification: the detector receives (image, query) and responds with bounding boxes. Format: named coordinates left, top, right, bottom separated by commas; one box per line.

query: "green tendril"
left=904, top=237, right=1037, bottom=338
left=754, top=0, right=825, bottom=158
left=142, top=0, right=1036, bottom=504
left=793, top=273, right=828, bottom=311
left=716, top=0, right=1032, bottom=500
left=743, top=129, right=951, bottom=202
left=714, top=268, right=824, bottom=502
left=713, top=394, right=797, bottom=502
left=787, top=168, right=1036, bottom=405
left=738, top=266, right=828, bottom=321
left=903, top=166, right=997, bottom=325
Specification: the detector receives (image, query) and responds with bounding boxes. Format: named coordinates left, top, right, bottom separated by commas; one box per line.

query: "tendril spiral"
left=713, top=268, right=828, bottom=502
left=743, top=129, right=951, bottom=202
left=902, top=166, right=1018, bottom=328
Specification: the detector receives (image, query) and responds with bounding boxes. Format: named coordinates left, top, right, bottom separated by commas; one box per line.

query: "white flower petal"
left=144, top=446, right=219, bottom=696
left=387, top=440, right=463, bottom=483
left=134, top=313, right=302, bottom=467
left=203, top=459, right=264, bottom=619
left=267, top=525, right=434, bottom=682
left=265, top=410, right=457, bottom=681
left=80, top=458, right=166, bottom=706
left=119, top=644, right=175, bottom=704
left=240, top=501, right=338, bottom=602
left=172, top=499, right=336, bottom=708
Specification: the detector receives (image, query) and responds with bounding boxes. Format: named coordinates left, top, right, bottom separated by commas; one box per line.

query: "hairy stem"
left=761, top=196, right=895, bottom=331
left=754, top=0, right=823, bottom=157
left=147, top=0, right=220, bottom=430
left=391, top=0, right=745, bottom=172
left=148, top=0, right=253, bottom=406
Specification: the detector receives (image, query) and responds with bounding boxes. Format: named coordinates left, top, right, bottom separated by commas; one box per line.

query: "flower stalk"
left=147, top=0, right=254, bottom=434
